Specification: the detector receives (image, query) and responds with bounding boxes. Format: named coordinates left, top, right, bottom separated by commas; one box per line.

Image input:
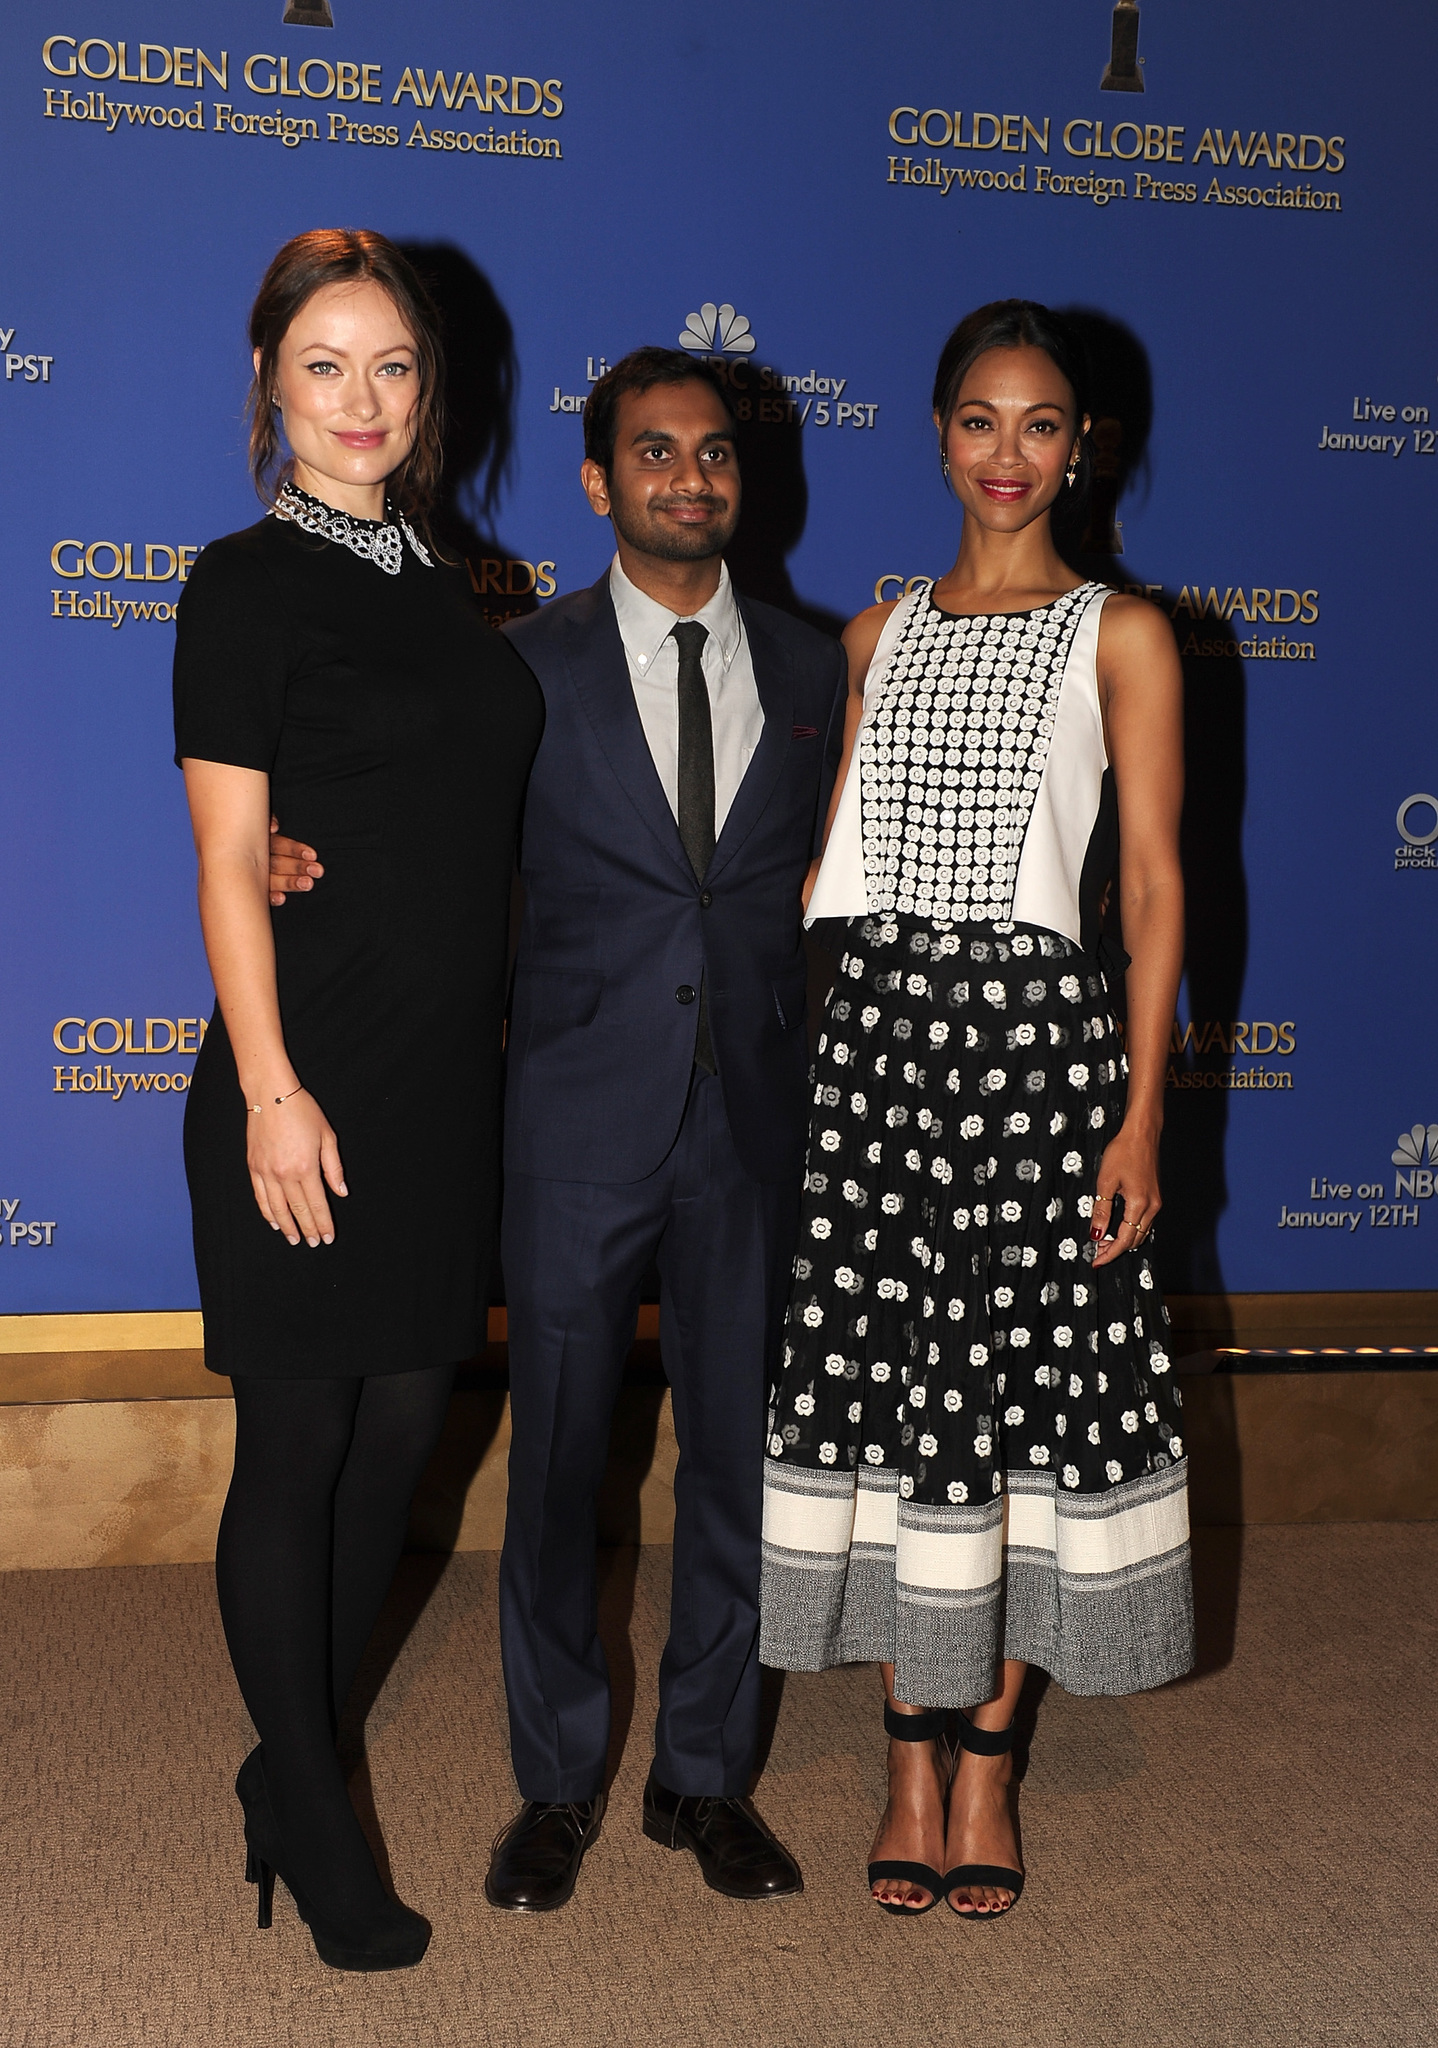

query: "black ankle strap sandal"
left=951, top=1709, right=1013, bottom=1756
left=942, top=1709, right=1025, bottom=1921
left=883, top=1704, right=953, bottom=1743
left=867, top=1705, right=952, bottom=1917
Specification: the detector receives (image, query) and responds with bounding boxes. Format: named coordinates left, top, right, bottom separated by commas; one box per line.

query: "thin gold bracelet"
left=250, top=1083, right=306, bottom=1116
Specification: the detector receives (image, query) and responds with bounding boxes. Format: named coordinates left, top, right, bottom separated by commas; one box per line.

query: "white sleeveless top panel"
left=1009, top=585, right=1110, bottom=940
left=802, top=588, right=919, bottom=924
left=805, top=583, right=1111, bottom=947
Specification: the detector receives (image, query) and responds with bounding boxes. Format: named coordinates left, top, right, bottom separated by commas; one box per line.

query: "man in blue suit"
left=492, top=347, right=847, bottom=1911
left=269, top=349, right=845, bottom=1909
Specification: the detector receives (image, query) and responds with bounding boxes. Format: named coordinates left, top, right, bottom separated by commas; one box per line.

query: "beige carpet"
left=3, top=1525, right=1436, bottom=2048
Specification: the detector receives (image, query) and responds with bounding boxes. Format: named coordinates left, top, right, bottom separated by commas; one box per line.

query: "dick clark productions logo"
left=1395, top=792, right=1437, bottom=871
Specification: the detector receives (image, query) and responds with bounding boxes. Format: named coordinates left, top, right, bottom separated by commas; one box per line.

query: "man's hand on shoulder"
left=267, top=815, right=323, bottom=908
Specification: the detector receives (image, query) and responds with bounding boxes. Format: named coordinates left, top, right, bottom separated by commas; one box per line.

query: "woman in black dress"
left=175, top=230, right=541, bottom=1970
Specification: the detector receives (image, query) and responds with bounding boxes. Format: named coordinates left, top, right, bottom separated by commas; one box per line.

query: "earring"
left=1066, top=457, right=1079, bottom=489
left=940, top=449, right=951, bottom=482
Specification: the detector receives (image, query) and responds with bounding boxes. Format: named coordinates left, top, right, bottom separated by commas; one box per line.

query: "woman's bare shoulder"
left=841, top=599, right=901, bottom=687
left=1097, top=589, right=1177, bottom=659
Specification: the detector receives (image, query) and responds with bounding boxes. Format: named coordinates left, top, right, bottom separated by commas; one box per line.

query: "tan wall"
left=3, top=1372, right=1436, bottom=1570
left=0, top=1387, right=681, bottom=1572
left=0, top=1296, right=1434, bottom=1569
left=0, top=1397, right=234, bottom=1570
left=1180, top=1370, right=1438, bottom=1525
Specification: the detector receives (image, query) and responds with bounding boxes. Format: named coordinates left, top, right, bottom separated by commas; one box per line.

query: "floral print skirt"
left=759, top=916, right=1193, bottom=1705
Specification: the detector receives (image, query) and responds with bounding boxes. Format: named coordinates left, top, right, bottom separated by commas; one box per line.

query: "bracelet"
left=250, top=1083, right=306, bottom=1116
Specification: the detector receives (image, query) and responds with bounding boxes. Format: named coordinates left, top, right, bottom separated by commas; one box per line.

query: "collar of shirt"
left=608, top=556, right=743, bottom=677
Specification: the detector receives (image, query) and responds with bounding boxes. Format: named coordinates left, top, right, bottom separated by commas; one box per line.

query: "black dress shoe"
left=484, top=1797, right=605, bottom=1913
left=642, top=1769, right=802, bottom=1900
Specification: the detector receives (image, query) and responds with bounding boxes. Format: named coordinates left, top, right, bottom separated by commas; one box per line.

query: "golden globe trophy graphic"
left=283, top=0, right=335, bottom=24
left=1100, top=0, right=1144, bottom=92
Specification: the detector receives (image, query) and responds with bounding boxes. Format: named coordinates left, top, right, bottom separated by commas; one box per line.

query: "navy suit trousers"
left=498, top=1071, right=798, bottom=1801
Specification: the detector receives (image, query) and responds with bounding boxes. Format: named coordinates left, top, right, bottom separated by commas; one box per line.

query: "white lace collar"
left=271, top=477, right=432, bottom=576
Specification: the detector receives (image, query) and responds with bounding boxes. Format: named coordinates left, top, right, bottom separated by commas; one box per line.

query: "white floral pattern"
left=767, top=918, right=1185, bottom=1509
left=857, top=586, right=1102, bottom=927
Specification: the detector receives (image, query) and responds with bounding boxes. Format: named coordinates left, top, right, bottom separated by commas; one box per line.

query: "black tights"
left=216, top=1365, right=454, bottom=1915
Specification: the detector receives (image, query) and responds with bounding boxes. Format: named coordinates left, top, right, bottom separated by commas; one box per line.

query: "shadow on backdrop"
left=1059, top=307, right=1249, bottom=1316
left=399, top=241, right=542, bottom=628
left=723, top=373, right=845, bottom=641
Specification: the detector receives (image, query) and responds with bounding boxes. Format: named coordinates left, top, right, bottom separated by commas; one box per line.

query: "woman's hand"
left=1089, top=1120, right=1160, bottom=1269
left=246, top=1089, right=347, bottom=1247
left=181, top=763, right=345, bottom=1248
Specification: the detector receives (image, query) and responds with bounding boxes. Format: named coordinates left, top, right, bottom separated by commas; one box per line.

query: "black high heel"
left=244, top=1841, right=276, bottom=1929
left=233, top=1749, right=431, bottom=1971
left=867, top=1705, right=952, bottom=1917
left=237, top=1745, right=272, bottom=1926
left=942, top=1709, right=1025, bottom=1921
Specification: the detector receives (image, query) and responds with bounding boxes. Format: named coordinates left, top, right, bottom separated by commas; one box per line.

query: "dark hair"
left=932, top=298, right=1092, bottom=490
left=246, top=229, right=446, bottom=531
left=582, top=347, right=737, bottom=474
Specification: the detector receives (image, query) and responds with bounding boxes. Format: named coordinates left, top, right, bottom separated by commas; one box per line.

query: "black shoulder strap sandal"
left=867, top=1705, right=953, bottom=1918
left=942, top=1708, right=1025, bottom=1921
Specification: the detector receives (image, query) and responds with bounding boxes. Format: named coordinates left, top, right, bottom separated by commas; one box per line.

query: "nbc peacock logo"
left=1392, top=1123, right=1438, bottom=1176
left=1278, top=1123, right=1436, bottom=1231
left=678, top=303, right=757, bottom=357
left=1391, top=1123, right=1437, bottom=1203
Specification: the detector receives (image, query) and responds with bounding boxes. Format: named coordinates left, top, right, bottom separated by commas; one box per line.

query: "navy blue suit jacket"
left=501, top=576, right=846, bottom=1186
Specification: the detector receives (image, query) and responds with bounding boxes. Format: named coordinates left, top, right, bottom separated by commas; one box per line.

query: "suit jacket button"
left=675, top=985, right=696, bottom=1004
left=699, top=891, right=713, bottom=908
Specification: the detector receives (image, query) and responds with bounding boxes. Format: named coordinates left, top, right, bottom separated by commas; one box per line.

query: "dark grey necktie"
left=672, top=620, right=716, bottom=1074
left=673, top=621, right=715, bottom=879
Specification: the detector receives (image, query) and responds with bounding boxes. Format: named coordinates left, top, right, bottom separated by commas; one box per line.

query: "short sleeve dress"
left=173, top=496, right=543, bottom=1378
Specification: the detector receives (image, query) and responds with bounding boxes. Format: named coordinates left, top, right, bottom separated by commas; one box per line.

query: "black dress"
left=173, top=503, right=542, bottom=1378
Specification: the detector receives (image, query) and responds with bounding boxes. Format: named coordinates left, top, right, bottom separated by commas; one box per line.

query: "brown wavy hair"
left=246, top=229, right=446, bottom=533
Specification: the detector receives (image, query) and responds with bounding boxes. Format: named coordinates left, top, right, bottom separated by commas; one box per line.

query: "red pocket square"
left=791, top=724, right=819, bottom=739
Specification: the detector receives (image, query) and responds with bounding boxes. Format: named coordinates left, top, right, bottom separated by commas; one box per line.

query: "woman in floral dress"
left=759, top=301, right=1190, bottom=1920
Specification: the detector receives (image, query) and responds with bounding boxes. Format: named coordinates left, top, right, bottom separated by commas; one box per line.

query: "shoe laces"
left=491, top=1799, right=596, bottom=1859
left=690, top=1795, right=743, bottom=1824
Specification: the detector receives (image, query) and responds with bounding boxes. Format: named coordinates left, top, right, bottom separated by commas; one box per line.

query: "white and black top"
left=807, top=582, right=1114, bottom=949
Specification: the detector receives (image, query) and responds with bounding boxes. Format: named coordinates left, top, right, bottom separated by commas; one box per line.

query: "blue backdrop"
left=3, top=0, right=1435, bottom=1311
